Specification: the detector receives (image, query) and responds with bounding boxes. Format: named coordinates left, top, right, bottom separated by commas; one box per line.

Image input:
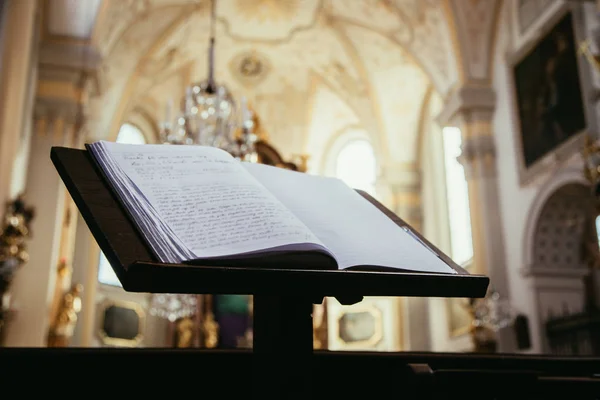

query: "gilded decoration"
left=98, top=299, right=146, bottom=347
left=0, top=195, right=35, bottom=345
left=47, top=283, right=84, bottom=347
left=325, top=297, right=401, bottom=351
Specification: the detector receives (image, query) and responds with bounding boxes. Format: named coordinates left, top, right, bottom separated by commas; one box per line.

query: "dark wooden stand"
left=51, top=147, right=489, bottom=398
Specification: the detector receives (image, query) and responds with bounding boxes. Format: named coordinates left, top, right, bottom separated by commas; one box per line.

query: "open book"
left=86, top=141, right=456, bottom=275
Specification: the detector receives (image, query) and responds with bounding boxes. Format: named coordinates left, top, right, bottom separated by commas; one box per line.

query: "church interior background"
left=2, top=0, right=600, bottom=356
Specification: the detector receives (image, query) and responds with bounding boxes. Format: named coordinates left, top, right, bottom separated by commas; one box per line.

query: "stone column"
left=0, top=0, right=38, bottom=205
left=437, top=85, right=513, bottom=351
left=4, top=70, right=88, bottom=346
left=381, top=163, right=430, bottom=351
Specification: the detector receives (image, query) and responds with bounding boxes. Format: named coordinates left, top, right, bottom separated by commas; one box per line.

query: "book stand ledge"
left=51, top=147, right=489, bottom=399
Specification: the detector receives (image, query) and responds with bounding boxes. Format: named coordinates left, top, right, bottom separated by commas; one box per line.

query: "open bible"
left=86, top=141, right=456, bottom=275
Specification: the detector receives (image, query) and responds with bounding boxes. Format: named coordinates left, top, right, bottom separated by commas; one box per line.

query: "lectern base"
left=253, top=295, right=316, bottom=399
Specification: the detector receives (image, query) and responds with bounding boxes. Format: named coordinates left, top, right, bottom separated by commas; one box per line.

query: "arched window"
left=116, top=123, right=146, bottom=144
left=335, top=139, right=377, bottom=197
left=442, top=127, right=473, bottom=266
left=97, top=124, right=147, bottom=287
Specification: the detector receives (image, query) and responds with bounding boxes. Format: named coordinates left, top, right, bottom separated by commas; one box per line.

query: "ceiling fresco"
left=43, top=0, right=501, bottom=170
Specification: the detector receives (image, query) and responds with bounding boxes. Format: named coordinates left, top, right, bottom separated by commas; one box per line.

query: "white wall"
left=492, top=0, right=596, bottom=353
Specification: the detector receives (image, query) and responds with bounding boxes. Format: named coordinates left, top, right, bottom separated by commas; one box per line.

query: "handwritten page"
left=97, top=142, right=324, bottom=260
left=242, top=162, right=456, bottom=274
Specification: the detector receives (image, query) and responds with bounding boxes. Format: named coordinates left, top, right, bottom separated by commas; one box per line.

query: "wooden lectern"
left=51, top=147, right=489, bottom=399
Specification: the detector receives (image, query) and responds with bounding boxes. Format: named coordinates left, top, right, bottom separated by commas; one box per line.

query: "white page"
left=100, top=142, right=325, bottom=259
left=242, top=162, right=456, bottom=274
left=91, top=143, right=195, bottom=263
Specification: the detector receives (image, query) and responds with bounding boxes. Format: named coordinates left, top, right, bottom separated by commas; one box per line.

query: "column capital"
left=458, top=135, right=497, bottom=179
left=39, top=41, right=105, bottom=96
left=379, top=162, right=421, bottom=189
left=35, top=59, right=100, bottom=137
left=436, top=84, right=496, bottom=127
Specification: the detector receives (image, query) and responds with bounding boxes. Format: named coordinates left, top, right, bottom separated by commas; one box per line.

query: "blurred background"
left=2, top=0, right=600, bottom=356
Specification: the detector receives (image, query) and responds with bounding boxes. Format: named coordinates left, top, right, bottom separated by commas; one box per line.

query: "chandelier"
left=149, top=293, right=198, bottom=322
left=471, top=291, right=516, bottom=332
left=151, top=0, right=260, bottom=328
left=158, top=0, right=259, bottom=162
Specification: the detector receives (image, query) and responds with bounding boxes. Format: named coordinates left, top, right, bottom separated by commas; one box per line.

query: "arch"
left=522, top=167, right=590, bottom=269
left=320, top=124, right=371, bottom=177
left=333, top=139, right=378, bottom=196
left=100, top=2, right=458, bottom=166
left=115, top=123, right=147, bottom=144
left=530, top=183, right=593, bottom=271
left=124, top=106, right=161, bottom=144
left=104, top=6, right=196, bottom=141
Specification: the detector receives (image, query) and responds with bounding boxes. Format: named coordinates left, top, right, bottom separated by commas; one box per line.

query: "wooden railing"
left=2, top=349, right=599, bottom=398
left=546, top=311, right=600, bottom=355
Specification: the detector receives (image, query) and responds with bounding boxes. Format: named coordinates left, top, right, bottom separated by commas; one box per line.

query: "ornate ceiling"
left=42, top=0, right=501, bottom=172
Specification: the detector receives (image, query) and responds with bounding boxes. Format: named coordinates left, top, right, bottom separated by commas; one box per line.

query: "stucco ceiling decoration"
left=328, top=0, right=456, bottom=93
left=220, top=0, right=322, bottom=41
left=88, top=4, right=189, bottom=140
left=136, top=3, right=366, bottom=98
left=132, top=0, right=456, bottom=94
left=85, top=0, right=464, bottom=166
left=228, top=51, right=272, bottom=88
left=92, top=0, right=152, bottom=56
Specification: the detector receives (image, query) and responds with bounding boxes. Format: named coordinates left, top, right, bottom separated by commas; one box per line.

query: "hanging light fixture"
left=159, top=0, right=258, bottom=161
left=149, top=293, right=198, bottom=323
left=152, top=0, right=258, bottom=328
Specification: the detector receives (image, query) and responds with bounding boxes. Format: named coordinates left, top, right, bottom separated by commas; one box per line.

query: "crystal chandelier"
left=159, top=0, right=258, bottom=162
left=471, top=290, right=516, bottom=332
left=149, top=293, right=197, bottom=323
left=151, top=0, right=258, bottom=327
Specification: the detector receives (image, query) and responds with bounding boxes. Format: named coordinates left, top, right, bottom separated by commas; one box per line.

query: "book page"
left=242, top=162, right=456, bottom=274
left=99, top=142, right=326, bottom=259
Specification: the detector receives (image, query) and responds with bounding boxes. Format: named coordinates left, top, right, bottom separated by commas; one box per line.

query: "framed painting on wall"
left=326, top=297, right=401, bottom=351
left=511, top=10, right=587, bottom=185
left=97, top=299, right=145, bottom=347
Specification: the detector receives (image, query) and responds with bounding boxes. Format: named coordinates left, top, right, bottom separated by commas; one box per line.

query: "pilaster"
left=437, top=84, right=513, bottom=351
left=379, top=163, right=430, bottom=351
left=4, top=64, right=91, bottom=346
left=0, top=0, right=38, bottom=206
